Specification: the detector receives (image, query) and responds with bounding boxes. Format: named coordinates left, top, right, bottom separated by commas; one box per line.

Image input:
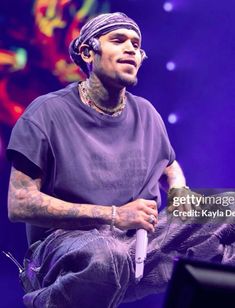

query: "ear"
left=79, top=44, right=95, bottom=63
left=140, top=49, right=147, bottom=62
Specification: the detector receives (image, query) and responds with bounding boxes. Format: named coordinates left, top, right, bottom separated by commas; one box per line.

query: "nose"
left=123, top=40, right=136, bottom=54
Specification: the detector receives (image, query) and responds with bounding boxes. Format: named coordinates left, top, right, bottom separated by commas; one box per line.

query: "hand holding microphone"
left=114, top=199, right=157, bottom=281
left=135, top=213, right=156, bottom=282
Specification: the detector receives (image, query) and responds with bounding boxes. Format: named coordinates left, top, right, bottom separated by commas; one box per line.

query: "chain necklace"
left=78, top=81, right=126, bottom=116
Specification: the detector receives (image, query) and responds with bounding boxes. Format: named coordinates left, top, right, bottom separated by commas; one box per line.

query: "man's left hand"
left=167, top=186, right=202, bottom=220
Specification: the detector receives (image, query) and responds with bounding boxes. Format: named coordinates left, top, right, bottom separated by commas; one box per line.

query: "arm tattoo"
left=8, top=167, right=111, bottom=229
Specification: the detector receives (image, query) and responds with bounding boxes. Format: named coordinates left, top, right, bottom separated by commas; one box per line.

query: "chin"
left=117, top=74, right=138, bottom=87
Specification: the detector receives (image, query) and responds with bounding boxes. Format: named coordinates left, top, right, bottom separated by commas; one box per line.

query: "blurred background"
left=1, top=0, right=235, bottom=307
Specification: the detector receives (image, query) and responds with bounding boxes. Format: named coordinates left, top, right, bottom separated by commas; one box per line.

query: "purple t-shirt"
left=7, top=82, right=175, bottom=244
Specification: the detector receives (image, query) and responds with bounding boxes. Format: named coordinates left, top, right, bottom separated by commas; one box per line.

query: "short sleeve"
left=154, top=110, right=176, bottom=166
left=167, top=147, right=176, bottom=166
left=7, top=117, right=50, bottom=175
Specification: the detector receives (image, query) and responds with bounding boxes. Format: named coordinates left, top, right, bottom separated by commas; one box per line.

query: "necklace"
left=78, top=81, right=126, bottom=116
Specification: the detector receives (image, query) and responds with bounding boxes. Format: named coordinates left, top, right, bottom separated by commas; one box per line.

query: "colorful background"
left=1, top=0, right=235, bottom=307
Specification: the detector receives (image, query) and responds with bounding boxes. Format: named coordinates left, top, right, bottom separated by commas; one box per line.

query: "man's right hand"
left=8, top=167, right=158, bottom=232
left=115, top=199, right=158, bottom=233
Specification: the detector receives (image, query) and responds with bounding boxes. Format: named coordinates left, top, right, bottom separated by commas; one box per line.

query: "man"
left=7, top=12, right=235, bottom=308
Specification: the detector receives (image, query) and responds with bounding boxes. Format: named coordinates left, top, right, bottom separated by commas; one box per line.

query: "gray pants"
left=21, top=204, right=235, bottom=308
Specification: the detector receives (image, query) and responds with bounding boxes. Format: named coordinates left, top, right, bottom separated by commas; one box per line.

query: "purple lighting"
left=0, top=136, right=3, bottom=159
left=163, top=2, right=174, bottom=12
left=168, top=113, right=178, bottom=124
left=166, top=61, right=176, bottom=71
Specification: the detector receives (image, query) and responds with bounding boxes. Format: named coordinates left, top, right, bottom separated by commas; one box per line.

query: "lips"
left=118, top=59, right=137, bottom=67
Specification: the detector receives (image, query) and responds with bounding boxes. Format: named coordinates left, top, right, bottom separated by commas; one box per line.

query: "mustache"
left=117, top=58, right=137, bottom=67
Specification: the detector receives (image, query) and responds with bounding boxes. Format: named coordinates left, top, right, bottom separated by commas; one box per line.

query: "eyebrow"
left=109, top=32, right=140, bottom=43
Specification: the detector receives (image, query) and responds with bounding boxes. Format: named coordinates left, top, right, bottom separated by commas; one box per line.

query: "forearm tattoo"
left=8, top=167, right=111, bottom=229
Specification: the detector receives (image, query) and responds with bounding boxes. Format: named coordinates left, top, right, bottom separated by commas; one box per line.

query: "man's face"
left=92, top=28, right=142, bottom=87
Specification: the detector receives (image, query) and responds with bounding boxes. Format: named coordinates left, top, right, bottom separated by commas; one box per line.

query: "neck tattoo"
left=78, top=81, right=126, bottom=116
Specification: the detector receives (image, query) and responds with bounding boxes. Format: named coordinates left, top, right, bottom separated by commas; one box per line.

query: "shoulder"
left=22, top=82, right=78, bottom=120
left=126, top=91, right=164, bottom=123
left=126, top=91, right=153, bottom=107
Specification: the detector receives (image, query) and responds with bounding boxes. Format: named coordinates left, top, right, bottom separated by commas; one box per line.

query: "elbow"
left=7, top=195, right=25, bottom=223
left=8, top=212, right=17, bottom=223
left=8, top=210, right=18, bottom=222
left=8, top=204, right=21, bottom=222
left=8, top=192, right=38, bottom=223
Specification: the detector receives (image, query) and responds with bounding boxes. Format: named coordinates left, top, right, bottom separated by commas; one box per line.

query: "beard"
left=116, top=73, right=138, bottom=87
left=115, top=64, right=139, bottom=87
left=94, top=64, right=139, bottom=89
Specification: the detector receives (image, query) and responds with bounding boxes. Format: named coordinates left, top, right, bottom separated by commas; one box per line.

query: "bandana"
left=69, top=12, right=142, bottom=75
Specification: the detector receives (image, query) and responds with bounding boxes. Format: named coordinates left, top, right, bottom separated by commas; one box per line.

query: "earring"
left=83, top=47, right=90, bottom=57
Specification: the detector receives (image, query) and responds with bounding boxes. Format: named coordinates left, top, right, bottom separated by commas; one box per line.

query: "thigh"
left=23, top=228, right=134, bottom=289
left=22, top=228, right=134, bottom=308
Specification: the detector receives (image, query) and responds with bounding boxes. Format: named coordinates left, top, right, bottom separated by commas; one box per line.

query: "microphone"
left=135, top=229, right=148, bottom=282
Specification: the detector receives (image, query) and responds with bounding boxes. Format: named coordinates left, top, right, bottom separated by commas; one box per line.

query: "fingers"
left=116, top=199, right=158, bottom=232
left=146, top=200, right=157, bottom=209
left=128, top=199, right=158, bottom=232
left=143, top=212, right=158, bottom=232
left=137, top=199, right=157, bottom=209
left=145, top=204, right=158, bottom=215
left=183, top=201, right=192, bottom=212
left=139, top=199, right=158, bottom=230
left=178, top=205, right=187, bottom=221
left=139, top=216, right=155, bottom=232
